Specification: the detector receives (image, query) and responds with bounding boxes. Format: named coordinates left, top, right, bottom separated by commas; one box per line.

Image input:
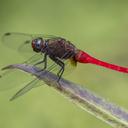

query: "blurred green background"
left=0, top=0, right=128, bottom=128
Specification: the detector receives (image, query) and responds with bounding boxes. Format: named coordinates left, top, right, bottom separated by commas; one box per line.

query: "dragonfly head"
left=32, top=38, right=44, bottom=52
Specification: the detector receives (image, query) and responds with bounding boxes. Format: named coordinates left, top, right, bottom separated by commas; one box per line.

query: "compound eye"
left=35, top=39, right=42, bottom=49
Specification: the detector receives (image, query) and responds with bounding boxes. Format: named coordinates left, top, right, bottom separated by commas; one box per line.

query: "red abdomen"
left=75, top=50, right=128, bottom=73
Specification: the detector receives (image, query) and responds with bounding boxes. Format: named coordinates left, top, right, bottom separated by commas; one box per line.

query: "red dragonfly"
left=1, top=32, right=128, bottom=100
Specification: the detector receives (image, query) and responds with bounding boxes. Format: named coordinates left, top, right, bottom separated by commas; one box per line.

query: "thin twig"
left=2, top=64, right=128, bottom=128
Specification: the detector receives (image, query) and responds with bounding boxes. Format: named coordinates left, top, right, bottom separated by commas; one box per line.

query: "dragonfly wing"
left=10, top=78, right=43, bottom=101
left=0, top=68, right=34, bottom=91
left=9, top=61, right=62, bottom=101
left=42, top=58, right=77, bottom=77
left=0, top=53, right=44, bottom=90
left=9, top=58, right=76, bottom=100
left=2, top=32, right=60, bottom=52
left=22, top=53, right=44, bottom=65
left=31, top=33, right=60, bottom=40
left=2, top=32, right=32, bottom=50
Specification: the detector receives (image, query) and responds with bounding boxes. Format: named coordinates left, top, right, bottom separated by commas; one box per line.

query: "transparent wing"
left=2, top=32, right=60, bottom=56
left=9, top=59, right=76, bottom=101
left=47, top=58, right=77, bottom=76
left=10, top=78, right=43, bottom=101
left=0, top=68, right=33, bottom=91
left=0, top=53, right=44, bottom=90
left=0, top=58, right=76, bottom=100
left=2, top=33, right=33, bottom=55
left=0, top=53, right=54, bottom=91
left=0, top=57, right=76, bottom=91
left=9, top=61, right=63, bottom=101
left=7, top=61, right=59, bottom=101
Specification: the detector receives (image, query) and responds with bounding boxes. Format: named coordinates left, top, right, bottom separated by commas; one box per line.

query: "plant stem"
left=3, top=64, right=128, bottom=128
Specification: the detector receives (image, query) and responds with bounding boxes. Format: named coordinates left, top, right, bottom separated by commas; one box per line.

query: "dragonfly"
left=1, top=32, right=128, bottom=100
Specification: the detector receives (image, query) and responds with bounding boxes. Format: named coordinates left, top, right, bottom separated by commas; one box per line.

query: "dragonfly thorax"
left=32, top=38, right=45, bottom=53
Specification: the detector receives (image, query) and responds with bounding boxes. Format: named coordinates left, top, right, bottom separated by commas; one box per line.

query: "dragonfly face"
left=31, top=38, right=44, bottom=53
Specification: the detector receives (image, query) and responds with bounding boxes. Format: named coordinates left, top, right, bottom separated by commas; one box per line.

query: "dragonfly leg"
left=34, top=53, right=47, bottom=70
left=49, top=56, right=65, bottom=81
left=57, top=63, right=64, bottom=81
